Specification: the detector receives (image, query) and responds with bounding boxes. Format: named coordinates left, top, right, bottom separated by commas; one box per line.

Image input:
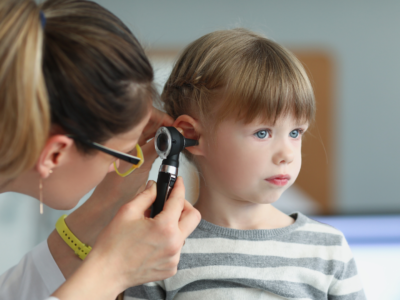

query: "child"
left=125, top=28, right=366, bottom=300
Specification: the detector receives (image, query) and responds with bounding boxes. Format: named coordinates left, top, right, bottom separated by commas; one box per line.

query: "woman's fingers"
left=156, top=176, right=201, bottom=239
left=156, top=176, right=186, bottom=222
left=178, top=200, right=201, bottom=238
left=123, top=180, right=157, bottom=219
left=175, top=127, right=184, bottom=134
left=139, top=107, right=174, bottom=145
left=138, top=139, right=158, bottom=171
left=149, top=107, right=174, bottom=129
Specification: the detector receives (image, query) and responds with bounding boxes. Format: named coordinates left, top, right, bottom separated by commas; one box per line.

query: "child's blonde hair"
left=162, top=28, right=315, bottom=162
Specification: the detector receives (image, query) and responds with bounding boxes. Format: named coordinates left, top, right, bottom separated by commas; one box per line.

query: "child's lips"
left=265, top=174, right=291, bottom=186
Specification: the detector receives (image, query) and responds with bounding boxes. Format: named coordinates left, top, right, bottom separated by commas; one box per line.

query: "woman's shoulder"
left=0, top=241, right=64, bottom=300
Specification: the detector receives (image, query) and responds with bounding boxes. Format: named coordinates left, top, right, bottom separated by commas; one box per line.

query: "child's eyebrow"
left=294, top=121, right=309, bottom=127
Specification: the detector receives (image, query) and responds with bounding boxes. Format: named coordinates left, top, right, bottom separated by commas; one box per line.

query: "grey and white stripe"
left=125, top=213, right=366, bottom=300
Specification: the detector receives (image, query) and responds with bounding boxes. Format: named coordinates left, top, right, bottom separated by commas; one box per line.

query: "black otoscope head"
left=155, top=127, right=198, bottom=167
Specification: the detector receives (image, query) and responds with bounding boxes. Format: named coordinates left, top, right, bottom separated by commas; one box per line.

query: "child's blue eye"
left=290, top=130, right=300, bottom=138
left=255, top=130, right=269, bottom=139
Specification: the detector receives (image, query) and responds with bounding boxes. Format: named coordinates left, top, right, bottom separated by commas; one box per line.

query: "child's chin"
left=257, top=191, right=283, bottom=204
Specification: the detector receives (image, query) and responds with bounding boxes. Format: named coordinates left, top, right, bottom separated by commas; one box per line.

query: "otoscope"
left=151, top=127, right=198, bottom=218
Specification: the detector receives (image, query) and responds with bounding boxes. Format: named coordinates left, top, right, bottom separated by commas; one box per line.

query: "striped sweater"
left=124, top=212, right=366, bottom=300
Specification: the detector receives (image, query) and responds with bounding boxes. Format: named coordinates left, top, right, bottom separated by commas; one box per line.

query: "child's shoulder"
left=187, top=212, right=347, bottom=243
left=294, top=212, right=350, bottom=248
left=296, top=212, right=346, bottom=236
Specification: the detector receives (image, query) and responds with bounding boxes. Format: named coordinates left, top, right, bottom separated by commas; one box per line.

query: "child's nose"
left=272, top=143, right=294, bottom=165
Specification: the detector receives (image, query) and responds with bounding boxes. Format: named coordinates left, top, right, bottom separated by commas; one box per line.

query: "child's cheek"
left=291, top=149, right=302, bottom=182
left=207, top=138, right=251, bottom=187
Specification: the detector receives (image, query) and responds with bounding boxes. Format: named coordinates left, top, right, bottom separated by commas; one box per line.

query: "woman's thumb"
left=126, top=181, right=156, bottom=218
left=145, top=180, right=155, bottom=190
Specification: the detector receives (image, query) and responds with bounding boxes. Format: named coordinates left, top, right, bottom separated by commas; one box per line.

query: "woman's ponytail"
left=0, top=0, right=50, bottom=179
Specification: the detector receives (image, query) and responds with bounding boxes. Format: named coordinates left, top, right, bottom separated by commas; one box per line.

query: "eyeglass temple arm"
left=66, top=135, right=140, bottom=165
left=90, top=142, right=141, bottom=165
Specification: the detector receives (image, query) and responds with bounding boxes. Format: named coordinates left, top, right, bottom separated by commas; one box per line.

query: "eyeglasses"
left=67, top=135, right=144, bottom=177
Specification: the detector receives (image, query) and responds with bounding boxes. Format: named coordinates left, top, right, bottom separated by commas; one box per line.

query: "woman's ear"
left=36, top=135, right=75, bottom=178
left=173, top=115, right=204, bottom=157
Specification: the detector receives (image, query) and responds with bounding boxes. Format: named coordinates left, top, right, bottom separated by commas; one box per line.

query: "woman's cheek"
left=107, top=162, right=115, bottom=173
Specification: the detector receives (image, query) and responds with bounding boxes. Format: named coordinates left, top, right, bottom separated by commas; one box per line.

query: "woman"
left=0, top=0, right=200, bottom=299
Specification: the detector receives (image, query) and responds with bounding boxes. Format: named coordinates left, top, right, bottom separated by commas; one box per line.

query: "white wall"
left=93, top=0, right=400, bottom=214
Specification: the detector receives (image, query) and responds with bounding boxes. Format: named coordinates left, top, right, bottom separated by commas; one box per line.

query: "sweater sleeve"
left=124, top=282, right=166, bottom=300
left=0, top=240, right=65, bottom=300
left=328, top=236, right=367, bottom=300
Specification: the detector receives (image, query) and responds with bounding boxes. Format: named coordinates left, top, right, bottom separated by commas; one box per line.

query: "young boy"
left=124, top=28, right=366, bottom=300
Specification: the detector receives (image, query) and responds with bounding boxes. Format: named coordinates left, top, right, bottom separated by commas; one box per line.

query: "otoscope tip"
left=185, top=138, right=198, bottom=148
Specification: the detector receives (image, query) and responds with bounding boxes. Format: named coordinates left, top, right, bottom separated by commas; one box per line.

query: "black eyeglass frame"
left=66, top=135, right=141, bottom=165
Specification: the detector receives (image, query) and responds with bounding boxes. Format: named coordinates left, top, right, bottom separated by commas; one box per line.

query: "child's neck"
left=194, top=182, right=294, bottom=230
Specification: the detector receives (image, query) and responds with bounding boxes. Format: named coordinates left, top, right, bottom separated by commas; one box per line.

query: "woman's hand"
left=93, top=177, right=199, bottom=288
left=52, top=177, right=201, bottom=300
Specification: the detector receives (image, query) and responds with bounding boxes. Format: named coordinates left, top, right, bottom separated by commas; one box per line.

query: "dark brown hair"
left=41, top=0, right=154, bottom=151
left=0, top=0, right=154, bottom=179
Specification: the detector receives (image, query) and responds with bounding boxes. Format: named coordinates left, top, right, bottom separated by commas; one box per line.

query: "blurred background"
left=1, top=1, right=399, bottom=299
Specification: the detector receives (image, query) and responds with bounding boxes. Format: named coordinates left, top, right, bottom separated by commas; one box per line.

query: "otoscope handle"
left=150, top=170, right=177, bottom=218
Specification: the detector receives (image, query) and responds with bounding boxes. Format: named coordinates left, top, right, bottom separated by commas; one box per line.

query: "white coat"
left=0, top=241, right=64, bottom=300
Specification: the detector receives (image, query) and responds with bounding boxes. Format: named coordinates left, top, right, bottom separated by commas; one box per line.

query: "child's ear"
left=173, top=115, right=204, bottom=157
left=36, top=135, right=74, bottom=178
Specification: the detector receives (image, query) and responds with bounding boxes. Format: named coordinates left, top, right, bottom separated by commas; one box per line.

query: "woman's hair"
left=162, top=28, right=316, bottom=162
left=0, top=0, right=154, bottom=179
